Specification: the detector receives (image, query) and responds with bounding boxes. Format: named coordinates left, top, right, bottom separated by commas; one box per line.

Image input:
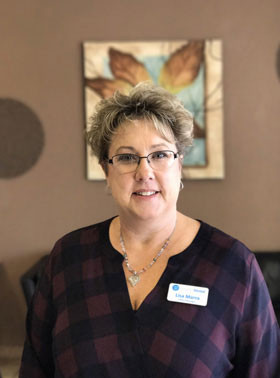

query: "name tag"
left=167, top=283, right=209, bottom=306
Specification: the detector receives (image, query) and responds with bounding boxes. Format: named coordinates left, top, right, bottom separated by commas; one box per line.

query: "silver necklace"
left=120, top=225, right=176, bottom=287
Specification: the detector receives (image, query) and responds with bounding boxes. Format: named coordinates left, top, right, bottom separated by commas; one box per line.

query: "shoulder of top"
left=199, top=220, right=252, bottom=257
left=52, top=217, right=114, bottom=248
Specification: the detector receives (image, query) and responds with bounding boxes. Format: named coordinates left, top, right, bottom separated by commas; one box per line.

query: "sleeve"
left=19, top=251, right=56, bottom=378
left=232, top=254, right=280, bottom=378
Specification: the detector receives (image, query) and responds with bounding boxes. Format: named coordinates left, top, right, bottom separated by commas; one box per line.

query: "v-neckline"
left=101, top=217, right=205, bottom=314
left=107, top=241, right=167, bottom=313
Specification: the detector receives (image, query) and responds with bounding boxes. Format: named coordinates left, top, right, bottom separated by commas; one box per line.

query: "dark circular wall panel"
left=0, top=99, right=44, bottom=178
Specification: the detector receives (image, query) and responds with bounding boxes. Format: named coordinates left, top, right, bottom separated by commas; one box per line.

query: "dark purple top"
left=19, top=218, right=280, bottom=378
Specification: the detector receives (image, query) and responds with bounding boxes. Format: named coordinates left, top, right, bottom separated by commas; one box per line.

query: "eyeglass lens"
left=111, top=151, right=177, bottom=172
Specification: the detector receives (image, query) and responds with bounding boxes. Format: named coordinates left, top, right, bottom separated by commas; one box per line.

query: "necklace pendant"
left=128, top=274, right=140, bottom=287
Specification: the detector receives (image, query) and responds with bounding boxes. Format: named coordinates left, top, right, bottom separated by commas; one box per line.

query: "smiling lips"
left=133, top=191, right=159, bottom=197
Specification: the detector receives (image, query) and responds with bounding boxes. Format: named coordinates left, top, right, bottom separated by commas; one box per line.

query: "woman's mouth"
left=133, top=191, right=159, bottom=197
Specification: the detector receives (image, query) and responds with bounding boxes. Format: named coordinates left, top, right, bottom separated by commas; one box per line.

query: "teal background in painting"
left=184, top=138, right=206, bottom=166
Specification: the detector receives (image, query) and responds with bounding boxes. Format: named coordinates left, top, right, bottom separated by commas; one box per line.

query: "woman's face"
left=105, top=119, right=182, bottom=222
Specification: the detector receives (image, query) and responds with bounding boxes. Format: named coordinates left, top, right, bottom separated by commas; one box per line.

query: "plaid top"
left=19, top=218, right=280, bottom=378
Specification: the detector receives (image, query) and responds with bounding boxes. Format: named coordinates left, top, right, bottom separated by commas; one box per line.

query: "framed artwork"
left=83, top=39, right=224, bottom=180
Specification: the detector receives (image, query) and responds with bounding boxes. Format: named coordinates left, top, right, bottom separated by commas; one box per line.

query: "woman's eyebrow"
left=115, top=146, right=136, bottom=154
left=115, top=143, right=171, bottom=154
left=150, top=143, right=170, bottom=149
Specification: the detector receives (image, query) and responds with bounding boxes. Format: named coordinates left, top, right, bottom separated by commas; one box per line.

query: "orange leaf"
left=159, top=41, right=204, bottom=94
left=109, top=47, right=152, bottom=86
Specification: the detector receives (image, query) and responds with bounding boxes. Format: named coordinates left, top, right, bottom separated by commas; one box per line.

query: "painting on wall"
left=83, top=40, right=224, bottom=180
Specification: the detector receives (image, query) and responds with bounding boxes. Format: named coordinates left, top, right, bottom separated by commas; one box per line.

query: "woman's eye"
left=152, top=151, right=168, bottom=160
left=117, top=154, right=137, bottom=163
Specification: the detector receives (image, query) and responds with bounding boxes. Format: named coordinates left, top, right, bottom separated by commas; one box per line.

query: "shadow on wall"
left=0, top=264, right=25, bottom=346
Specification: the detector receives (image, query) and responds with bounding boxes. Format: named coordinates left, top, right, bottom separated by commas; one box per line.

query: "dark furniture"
left=20, top=252, right=280, bottom=324
left=254, top=251, right=280, bottom=324
left=20, top=255, right=49, bottom=307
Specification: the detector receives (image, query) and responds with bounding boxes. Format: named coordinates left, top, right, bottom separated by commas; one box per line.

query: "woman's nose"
left=135, top=157, right=155, bottom=181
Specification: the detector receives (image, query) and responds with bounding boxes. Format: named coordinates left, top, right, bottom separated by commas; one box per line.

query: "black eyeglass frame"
left=107, top=150, right=180, bottom=168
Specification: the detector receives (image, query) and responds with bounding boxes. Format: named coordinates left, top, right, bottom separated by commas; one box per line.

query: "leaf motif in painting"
left=108, top=48, right=152, bottom=86
left=159, top=41, right=204, bottom=94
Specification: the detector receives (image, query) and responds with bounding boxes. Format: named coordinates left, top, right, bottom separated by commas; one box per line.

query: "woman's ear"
left=100, top=163, right=112, bottom=195
left=178, top=154, right=184, bottom=171
left=100, top=162, right=108, bottom=177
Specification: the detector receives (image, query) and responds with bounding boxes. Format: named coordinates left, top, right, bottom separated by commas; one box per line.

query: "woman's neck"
left=117, top=210, right=178, bottom=246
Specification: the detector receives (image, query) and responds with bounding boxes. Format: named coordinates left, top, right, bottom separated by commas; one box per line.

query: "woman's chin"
left=128, top=204, right=172, bottom=223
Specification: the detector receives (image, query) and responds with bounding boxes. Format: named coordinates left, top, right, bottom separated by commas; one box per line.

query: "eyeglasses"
left=107, top=150, right=180, bottom=173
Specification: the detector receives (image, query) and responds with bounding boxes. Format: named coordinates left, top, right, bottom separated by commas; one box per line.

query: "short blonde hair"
left=86, top=82, right=193, bottom=163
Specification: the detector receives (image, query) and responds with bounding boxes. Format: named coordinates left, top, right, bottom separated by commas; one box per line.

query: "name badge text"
left=167, top=283, right=209, bottom=306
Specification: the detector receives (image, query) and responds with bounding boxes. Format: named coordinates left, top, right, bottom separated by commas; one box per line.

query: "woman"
left=20, top=83, right=280, bottom=377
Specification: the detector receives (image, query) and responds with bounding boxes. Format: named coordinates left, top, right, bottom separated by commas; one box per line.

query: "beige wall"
left=0, top=0, right=279, bottom=345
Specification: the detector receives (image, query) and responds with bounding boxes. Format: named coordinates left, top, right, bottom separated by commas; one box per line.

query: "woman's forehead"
left=110, top=119, right=175, bottom=148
